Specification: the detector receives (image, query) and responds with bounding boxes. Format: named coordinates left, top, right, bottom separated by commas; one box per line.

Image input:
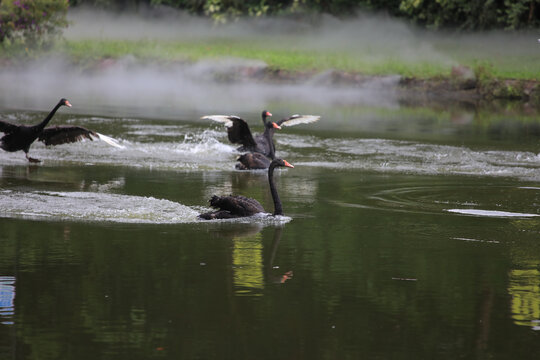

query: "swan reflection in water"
left=0, top=276, right=15, bottom=325
left=211, top=224, right=293, bottom=296
left=234, top=225, right=293, bottom=296
left=508, top=263, right=540, bottom=331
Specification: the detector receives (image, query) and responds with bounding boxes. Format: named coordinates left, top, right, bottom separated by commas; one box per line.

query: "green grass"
left=58, top=38, right=538, bottom=80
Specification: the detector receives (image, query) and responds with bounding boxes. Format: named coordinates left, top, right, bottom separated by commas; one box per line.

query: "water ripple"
left=332, top=183, right=540, bottom=219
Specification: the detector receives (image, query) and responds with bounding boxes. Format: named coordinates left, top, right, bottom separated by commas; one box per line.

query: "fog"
left=0, top=55, right=401, bottom=121
left=0, top=7, right=537, bottom=121
left=65, top=7, right=454, bottom=64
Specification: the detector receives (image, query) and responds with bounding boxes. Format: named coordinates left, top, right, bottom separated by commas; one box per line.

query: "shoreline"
left=251, top=66, right=540, bottom=106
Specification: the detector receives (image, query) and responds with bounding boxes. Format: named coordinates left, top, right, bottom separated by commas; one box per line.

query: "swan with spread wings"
left=0, top=98, right=123, bottom=162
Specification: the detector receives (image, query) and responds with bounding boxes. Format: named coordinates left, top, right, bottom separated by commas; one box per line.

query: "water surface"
left=1, top=103, right=540, bottom=359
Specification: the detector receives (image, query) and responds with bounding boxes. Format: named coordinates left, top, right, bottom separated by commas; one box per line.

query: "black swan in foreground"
left=0, top=98, right=123, bottom=162
left=198, top=158, right=294, bottom=220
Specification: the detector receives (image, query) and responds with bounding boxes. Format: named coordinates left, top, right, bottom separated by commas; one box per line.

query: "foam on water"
left=1, top=115, right=539, bottom=180
left=197, top=212, right=292, bottom=226
left=0, top=190, right=199, bottom=223
left=0, top=126, right=238, bottom=171
left=447, top=209, right=539, bottom=218
left=0, top=190, right=292, bottom=225
left=280, top=136, right=540, bottom=181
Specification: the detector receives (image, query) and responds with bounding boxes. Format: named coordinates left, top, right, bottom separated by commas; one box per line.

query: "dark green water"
left=1, top=104, right=540, bottom=359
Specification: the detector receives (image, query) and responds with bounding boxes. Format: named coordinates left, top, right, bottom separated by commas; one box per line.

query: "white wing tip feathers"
left=281, top=115, right=321, bottom=127
left=93, top=133, right=125, bottom=149
left=201, top=115, right=235, bottom=127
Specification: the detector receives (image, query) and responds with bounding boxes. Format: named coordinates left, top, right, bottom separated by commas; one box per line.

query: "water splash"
left=0, top=189, right=292, bottom=225
left=447, top=209, right=539, bottom=218
left=1, top=116, right=540, bottom=181
left=0, top=190, right=199, bottom=223
left=284, top=136, right=540, bottom=181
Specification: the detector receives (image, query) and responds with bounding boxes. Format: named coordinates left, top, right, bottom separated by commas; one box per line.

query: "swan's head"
left=273, top=158, right=294, bottom=168
left=265, top=121, right=281, bottom=130
left=261, top=110, right=272, bottom=124
left=60, top=98, right=72, bottom=107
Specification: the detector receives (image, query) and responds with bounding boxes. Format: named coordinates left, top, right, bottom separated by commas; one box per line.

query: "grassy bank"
left=61, top=39, right=446, bottom=77
left=59, top=38, right=539, bottom=81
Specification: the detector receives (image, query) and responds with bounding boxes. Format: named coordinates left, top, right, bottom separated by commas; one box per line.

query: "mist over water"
left=0, top=7, right=536, bottom=121
left=0, top=54, right=402, bottom=120
left=65, top=7, right=536, bottom=61
left=65, top=7, right=450, bottom=61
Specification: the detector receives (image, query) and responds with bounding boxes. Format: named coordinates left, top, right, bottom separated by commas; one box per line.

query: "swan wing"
left=93, top=132, right=125, bottom=148
left=277, top=114, right=320, bottom=127
left=0, top=120, right=20, bottom=135
left=210, top=195, right=264, bottom=216
left=38, top=126, right=124, bottom=148
left=228, top=118, right=257, bottom=148
left=201, top=115, right=241, bottom=127
left=38, top=125, right=96, bottom=146
left=202, top=115, right=256, bottom=148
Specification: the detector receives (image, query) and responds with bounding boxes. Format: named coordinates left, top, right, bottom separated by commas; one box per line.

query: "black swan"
left=199, top=158, right=294, bottom=220
left=0, top=98, right=123, bottom=162
left=202, top=110, right=278, bottom=156
left=203, top=111, right=319, bottom=169
left=235, top=152, right=271, bottom=170
left=235, top=113, right=321, bottom=170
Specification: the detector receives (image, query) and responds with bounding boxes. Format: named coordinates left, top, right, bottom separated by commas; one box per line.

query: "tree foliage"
left=70, top=0, right=540, bottom=29
left=0, top=0, right=537, bottom=53
left=0, top=0, right=69, bottom=51
left=399, top=0, right=540, bottom=30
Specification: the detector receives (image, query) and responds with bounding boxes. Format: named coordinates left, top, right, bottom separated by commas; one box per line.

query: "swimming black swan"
left=235, top=152, right=271, bottom=170
left=198, top=158, right=294, bottom=220
left=0, top=98, right=123, bottom=162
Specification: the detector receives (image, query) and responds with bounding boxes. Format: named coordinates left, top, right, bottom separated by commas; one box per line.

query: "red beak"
left=283, top=160, right=294, bottom=168
left=266, top=111, right=272, bottom=117
left=272, top=122, right=281, bottom=129
left=65, top=100, right=72, bottom=107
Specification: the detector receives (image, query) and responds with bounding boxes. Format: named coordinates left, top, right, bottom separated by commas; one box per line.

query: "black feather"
left=38, top=125, right=97, bottom=146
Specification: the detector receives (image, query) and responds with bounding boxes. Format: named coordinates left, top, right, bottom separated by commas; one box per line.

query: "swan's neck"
left=268, top=164, right=282, bottom=216
left=263, top=126, right=276, bottom=159
left=36, top=101, right=63, bottom=130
